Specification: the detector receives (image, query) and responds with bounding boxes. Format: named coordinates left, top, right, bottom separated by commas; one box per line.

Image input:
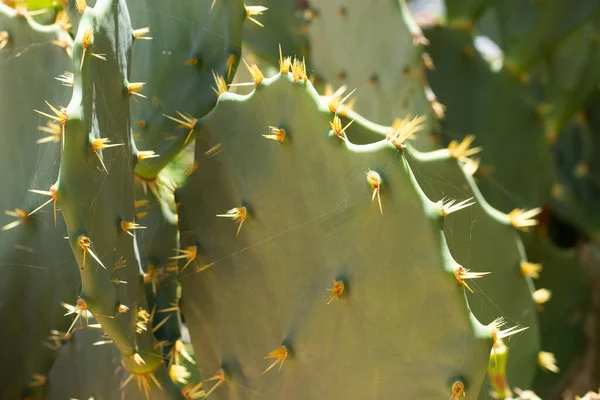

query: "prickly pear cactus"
left=0, top=4, right=78, bottom=398
left=3, top=0, right=600, bottom=399
left=405, top=147, right=542, bottom=391
left=304, top=0, right=442, bottom=151
left=128, top=0, right=246, bottom=179
left=423, top=25, right=554, bottom=212
left=173, top=61, right=533, bottom=399
left=32, top=0, right=181, bottom=396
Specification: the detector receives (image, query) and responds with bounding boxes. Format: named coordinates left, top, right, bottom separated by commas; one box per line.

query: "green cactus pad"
left=405, top=148, right=541, bottom=391
left=542, top=13, right=600, bottom=136
left=445, top=0, right=491, bottom=25
left=303, top=0, right=441, bottom=151
left=424, top=25, right=553, bottom=212
left=176, top=71, right=495, bottom=399
left=128, top=0, right=246, bottom=179
left=0, top=4, right=77, bottom=398
left=491, top=0, right=600, bottom=74
left=242, top=0, right=308, bottom=67
left=524, top=230, right=589, bottom=398
left=48, top=0, right=179, bottom=393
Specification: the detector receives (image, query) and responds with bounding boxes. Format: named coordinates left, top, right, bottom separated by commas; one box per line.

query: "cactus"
left=31, top=0, right=181, bottom=396
left=172, top=65, right=546, bottom=399
left=423, top=25, right=554, bottom=212
left=128, top=0, right=246, bottom=179
left=2, top=0, right=600, bottom=398
left=489, top=0, right=600, bottom=76
left=0, top=4, right=78, bottom=398
left=523, top=229, right=590, bottom=398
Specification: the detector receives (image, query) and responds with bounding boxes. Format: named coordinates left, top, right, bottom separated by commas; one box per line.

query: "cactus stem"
left=450, top=380, right=465, bottom=399
left=279, top=44, right=292, bottom=74
left=1, top=208, right=28, bottom=231
left=326, top=279, right=344, bottom=304
left=453, top=265, right=490, bottom=293
left=448, top=135, right=482, bottom=161
left=387, top=115, right=426, bottom=149
left=508, top=208, right=542, bottom=231
left=263, top=126, right=286, bottom=142
left=92, top=138, right=124, bottom=174
left=538, top=351, right=559, bottom=373
left=520, top=262, right=543, bottom=279
left=263, top=346, right=288, bottom=374
left=245, top=6, right=268, bottom=27
left=211, top=70, right=227, bottom=96
left=163, top=111, right=197, bottom=144
left=437, top=197, right=475, bottom=217
left=330, top=115, right=354, bottom=139
left=366, top=170, right=383, bottom=214
left=29, top=185, right=58, bottom=223
left=77, top=235, right=105, bottom=270
left=170, top=245, right=197, bottom=271
left=217, top=207, right=247, bottom=236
